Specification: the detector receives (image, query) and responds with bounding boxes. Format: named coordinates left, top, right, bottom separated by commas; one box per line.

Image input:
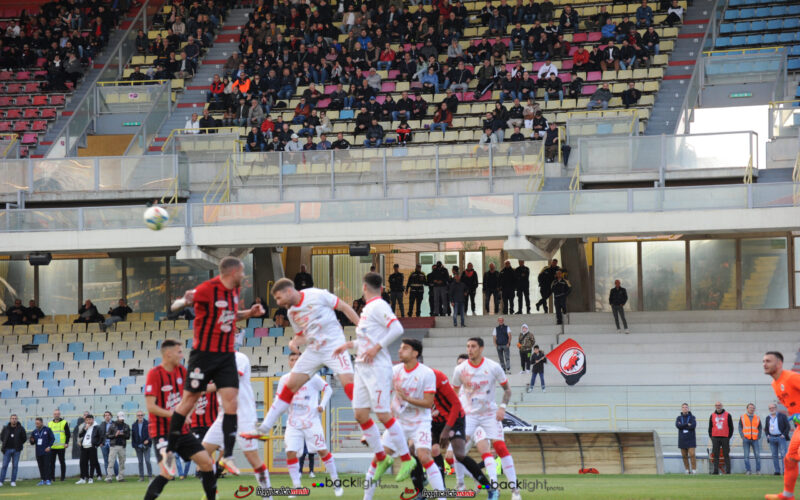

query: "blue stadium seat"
left=339, top=109, right=355, bottom=120
left=38, top=370, right=53, bottom=380
left=48, top=361, right=64, bottom=371
left=728, top=0, right=744, bottom=6
left=766, top=19, right=782, bottom=30
left=795, top=86, right=800, bottom=97
left=268, top=327, right=284, bottom=337
left=21, top=398, right=36, bottom=407
left=724, top=10, right=739, bottom=19
left=245, top=337, right=261, bottom=347
left=746, top=35, right=762, bottom=45
left=770, top=6, right=786, bottom=16
left=32, top=334, right=48, bottom=345
left=0, top=389, right=14, bottom=399
left=789, top=59, right=800, bottom=70
left=739, top=8, right=755, bottom=18
left=242, top=327, right=255, bottom=338
left=73, top=351, right=89, bottom=361
left=11, top=380, right=27, bottom=390
left=88, top=351, right=103, bottom=361
left=789, top=5, right=800, bottom=15
left=59, top=402, right=76, bottom=412
left=716, top=37, right=730, bottom=48
left=48, top=387, right=64, bottom=397
left=750, top=20, right=765, bottom=31
left=734, top=22, right=751, bottom=33
left=109, top=385, right=126, bottom=395
left=282, top=346, right=292, bottom=355
left=154, top=312, right=167, bottom=321
left=0, top=371, right=7, bottom=381
left=706, top=64, right=722, bottom=75
left=719, top=23, right=734, bottom=34
left=778, top=33, right=797, bottom=43
left=784, top=18, right=800, bottom=29
left=120, top=376, right=136, bottom=386
left=67, top=342, right=84, bottom=352
left=59, top=379, right=75, bottom=388
left=763, top=34, right=778, bottom=44
left=730, top=36, right=746, bottom=46
left=43, top=380, right=59, bottom=389
left=185, top=338, right=192, bottom=348
left=188, top=320, right=194, bottom=329
left=247, top=318, right=262, bottom=328
left=791, top=45, right=800, bottom=56
left=754, top=7, right=769, bottom=17
left=118, top=350, right=134, bottom=360
left=122, top=401, right=138, bottom=411
left=99, top=368, right=115, bottom=378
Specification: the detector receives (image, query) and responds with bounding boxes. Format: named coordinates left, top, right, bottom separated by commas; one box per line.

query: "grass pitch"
left=0, top=472, right=781, bottom=500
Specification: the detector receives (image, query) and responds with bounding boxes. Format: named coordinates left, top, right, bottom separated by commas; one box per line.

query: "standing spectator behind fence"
left=0, top=414, right=25, bottom=486
left=461, top=263, right=479, bottom=316
left=76, top=414, right=102, bottom=484
left=492, top=317, right=512, bottom=373
left=131, top=411, right=152, bottom=481
left=449, top=273, right=468, bottom=327
left=30, top=417, right=55, bottom=486
left=500, top=261, right=517, bottom=315
left=294, top=265, right=314, bottom=290
left=483, top=263, right=501, bottom=314
left=676, top=403, right=697, bottom=475
left=515, top=260, right=531, bottom=315
left=739, top=403, right=762, bottom=475
left=106, top=412, right=130, bottom=482
left=48, top=409, right=70, bottom=482
left=552, top=270, right=571, bottom=325
left=518, top=324, right=535, bottom=374
left=765, top=403, right=791, bottom=475
left=709, top=401, right=734, bottom=475
left=388, top=264, right=405, bottom=318
left=406, top=264, right=426, bottom=318
left=103, top=298, right=132, bottom=332
left=536, top=259, right=560, bottom=313
left=609, top=280, right=629, bottom=334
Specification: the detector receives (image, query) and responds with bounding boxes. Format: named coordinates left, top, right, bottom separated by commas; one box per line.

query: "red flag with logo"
left=546, top=338, right=587, bottom=385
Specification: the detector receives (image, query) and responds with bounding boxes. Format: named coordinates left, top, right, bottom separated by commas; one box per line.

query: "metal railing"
left=123, top=81, right=172, bottom=156
left=0, top=134, right=18, bottom=159
left=160, top=128, right=244, bottom=154
left=768, top=100, right=800, bottom=139
left=97, top=79, right=170, bottom=114
left=793, top=149, right=800, bottom=205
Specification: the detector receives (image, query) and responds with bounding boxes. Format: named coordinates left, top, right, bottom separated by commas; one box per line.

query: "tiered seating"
left=715, top=1, right=800, bottom=69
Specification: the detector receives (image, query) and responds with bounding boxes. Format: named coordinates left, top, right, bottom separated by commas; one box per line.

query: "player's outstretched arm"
left=318, top=382, right=333, bottom=412
left=335, top=299, right=360, bottom=326
left=170, top=289, right=196, bottom=312
left=238, top=303, right=265, bottom=320
left=497, top=381, right=512, bottom=421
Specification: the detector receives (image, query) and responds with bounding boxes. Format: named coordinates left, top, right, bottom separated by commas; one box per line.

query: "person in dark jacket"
left=449, top=273, right=468, bottom=327
left=609, top=280, right=629, bottom=333
left=0, top=415, right=26, bottom=486
left=765, top=403, right=791, bottom=475
left=515, top=261, right=531, bottom=315
left=30, top=417, right=55, bottom=485
left=106, top=412, right=130, bottom=481
left=293, top=265, right=314, bottom=290
left=388, top=264, right=405, bottom=318
left=551, top=270, right=571, bottom=325
left=131, top=411, right=152, bottom=481
left=77, top=414, right=103, bottom=484
left=676, top=403, right=697, bottom=474
left=74, top=299, right=103, bottom=324
left=431, top=262, right=450, bottom=317
left=2, top=299, right=26, bottom=325
left=536, top=259, right=560, bottom=313
left=460, top=263, right=479, bottom=315
left=527, top=345, right=547, bottom=392
left=708, top=402, right=734, bottom=475
left=483, top=263, right=501, bottom=315
left=25, top=300, right=46, bottom=324
left=492, top=317, right=512, bottom=373
left=102, top=298, right=133, bottom=332
left=406, top=264, right=427, bottom=318
left=499, top=261, right=517, bottom=315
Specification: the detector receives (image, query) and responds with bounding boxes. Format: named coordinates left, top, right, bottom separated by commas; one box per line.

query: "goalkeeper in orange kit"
left=763, top=351, right=800, bottom=500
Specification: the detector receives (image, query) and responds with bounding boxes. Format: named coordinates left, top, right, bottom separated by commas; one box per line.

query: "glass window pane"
left=39, top=259, right=79, bottom=315
left=0, top=261, right=34, bottom=312
left=796, top=273, right=800, bottom=308
left=240, top=253, right=254, bottom=308
left=741, top=238, right=788, bottom=309
left=83, top=259, right=123, bottom=310
left=312, top=255, right=330, bottom=292
left=332, top=255, right=373, bottom=307
left=593, top=242, right=638, bottom=312
left=642, top=241, right=686, bottom=310
left=170, top=257, right=211, bottom=303
left=690, top=240, right=736, bottom=310
left=127, top=256, right=167, bottom=313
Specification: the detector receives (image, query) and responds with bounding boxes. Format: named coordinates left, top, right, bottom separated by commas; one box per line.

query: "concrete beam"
left=175, top=245, right=219, bottom=270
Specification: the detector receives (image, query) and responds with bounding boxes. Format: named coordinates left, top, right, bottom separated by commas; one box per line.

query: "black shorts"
left=184, top=350, right=239, bottom=392
left=155, top=434, right=205, bottom=463
left=191, top=427, right=209, bottom=441
left=431, top=415, right=466, bottom=443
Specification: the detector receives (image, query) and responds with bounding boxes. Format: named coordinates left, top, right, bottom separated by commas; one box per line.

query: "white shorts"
left=284, top=421, right=327, bottom=453
left=381, top=419, right=432, bottom=452
left=292, top=344, right=354, bottom=377
left=465, top=413, right=504, bottom=442
left=352, top=362, right=393, bottom=413
left=202, top=418, right=259, bottom=452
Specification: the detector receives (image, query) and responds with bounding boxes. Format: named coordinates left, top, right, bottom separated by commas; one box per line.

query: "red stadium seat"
left=5, top=83, right=21, bottom=93
left=0, top=97, right=11, bottom=107
left=32, top=95, right=48, bottom=106
left=15, top=95, right=31, bottom=106
left=50, top=95, right=65, bottom=106
left=13, top=121, right=29, bottom=132
left=20, top=133, right=37, bottom=145
left=0, top=71, right=11, bottom=81
left=31, top=120, right=47, bottom=132
left=23, top=109, right=39, bottom=119
left=23, top=82, right=39, bottom=93
left=5, top=109, right=21, bottom=119
left=16, top=71, right=30, bottom=80
left=40, top=108, right=56, bottom=119
left=0, top=122, right=11, bottom=132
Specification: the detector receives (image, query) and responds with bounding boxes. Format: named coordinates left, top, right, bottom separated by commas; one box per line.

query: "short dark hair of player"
left=533, top=344, right=540, bottom=350
left=161, top=339, right=181, bottom=350
left=35, top=417, right=43, bottom=423
left=401, top=338, right=423, bottom=358
left=85, top=414, right=94, bottom=420
left=271, top=277, right=295, bottom=295
left=288, top=352, right=300, bottom=360
left=457, top=354, right=468, bottom=362
left=364, top=272, right=382, bottom=292
left=468, top=336, right=484, bottom=348
left=765, top=351, right=783, bottom=362
left=219, top=256, right=243, bottom=274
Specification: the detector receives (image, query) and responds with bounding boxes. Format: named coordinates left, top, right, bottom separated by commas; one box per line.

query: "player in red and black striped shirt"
left=144, top=339, right=218, bottom=500
left=166, top=256, right=265, bottom=476
left=190, top=391, right=219, bottom=441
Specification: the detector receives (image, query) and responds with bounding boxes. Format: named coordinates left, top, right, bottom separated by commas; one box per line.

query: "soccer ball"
left=143, top=206, right=169, bottom=230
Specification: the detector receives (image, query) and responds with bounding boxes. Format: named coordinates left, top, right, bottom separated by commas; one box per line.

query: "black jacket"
left=294, top=272, right=314, bottom=290
left=483, top=270, right=500, bottom=291
left=131, top=419, right=151, bottom=448
left=0, top=423, right=26, bottom=452
left=530, top=350, right=547, bottom=373
left=609, top=287, right=628, bottom=306
left=515, top=265, right=530, bottom=289
left=107, top=420, right=131, bottom=447
left=108, top=305, right=133, bottom=319
left=448, top=281, right=468, bottom=304
left=538, top=265, right=560, bottom=288
left=764, top=412, right=792, bottom=440
left=551, top=278, right=572, bottom=298
left=78, top=424, right=103, bottom=448
left=499, top=267, right=517, bottom=290
left=407, top=271, right=426, bottom=292
left=460, top=270, right=479, bottom=292
left=388, top=272, right=404, bottom=292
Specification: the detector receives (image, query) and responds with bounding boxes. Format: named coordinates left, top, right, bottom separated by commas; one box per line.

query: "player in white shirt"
left=451, top=337, right=520, bottom=500
left=364, top=339, right=444, bottom=500
left=334, top=272, right=416, bottom=482
left=277, top=352, right=343, bottom=497
left=255, top=278, right=360, bottom=436
left=203, top=350, right=272, bottom=498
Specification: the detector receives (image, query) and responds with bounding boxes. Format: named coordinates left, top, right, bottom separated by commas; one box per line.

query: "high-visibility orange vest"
left=741, top=414, right=760, bottom=440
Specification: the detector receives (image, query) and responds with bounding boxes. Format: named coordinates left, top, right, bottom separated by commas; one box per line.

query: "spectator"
left=317, top=112, right=333, bottom=138
left=394, top=92, right=414, bottom=122
left=30, top=417, right=55, bottom=485
left=500, top=72, right=520, bottom=104
left=515, top=260, right=531, bottom=315
left=184, top=113, right=200, bottom=134
left=483, top=263, right=501, bottom=314
left=76, top=414, right=102, bottom=484
left=102, top=298, right=132, bottom=332
left=551, top=269, right=571, bottom=325
left=509, top=126, right=525, bottom=142
left=431, top=262, right=450, bottom=317
left=492, top=317, right=512, bottom=373
left=765, top=403, right=791, bottom=476
left=421, top=66, right=440, bottom=94
left=388, top=264, right=405, bottom=317
left=432, top=102, right=452, bottom=133
left=366, top=68, right=382, bottom=93
left=609, top=280, right=629, bottom=333
left=518, top=324, right=535, bottom=373
left=447, top=61, right=472, bottom=93
left=543, top=73, right=564, bottom=103
left=537, top=58, right=558, bottom=80
left=500, top=260, right=517, bottom=315
left=246, top=126, right=265, bottom=152
left=483, top=111, right=506, bottom=143
left=72, top=411, right=88, bottom=461
left=666, top=0, right=684, bottom=27
left=207, top=74, right=225, bottom=106
left=527, top=345, right=547, bottom=392
left=355, top=107, right=372, bottom=136
left=643, top=26, right=661, bottom=56
left=248, top=99, right=265, bottom=126
left=601, top=18, right=617, bottom=43
left=478, top=127, right=499, bottom=150
left=568, top=71, right=585, bottom=98
left=47, top=409, right=69, bottom=482
left=412, top=92, right=429, bottom=120
left=198, top=109, right=217, bottom=131
left=74, top=300, right=103, bottom=324
left=559, top=4, right=579, bottom=32
left=446, top=39, right=464, bottom=65
left=273, top=307, right=289, bottom=328
left=619, top=39, right=637, bottom=70
left=588, top=46, right=604, bottom=71
left=519, top=72, right=537, bottom=101
left=365, top=118, right=385, bottom=147
left=601, top=41, right=620, bottom=71
left=617, top=16, right=635, bottom=42
left=131, top=411, right=152, bottom=482
left=476, top=59, right=498, bottom=97
left=0, top=414, right=25, bottom=487
left=508, top=99, right=525, bottom=129
left=332, top=133, right=351, bottom=150
left=396, top=122, right=412, bottom=146
left=622, top=82, right=642, bottom=109
left=544, top=121, right=561, bottom=162
left=105, top=412, right=129, bottom=482
left=24, top=300, right=45, bottom=324
left=536, top=259, right=560, bottom=312
left=127, top=65, right=147, bottom=82
left=377, top=43, right=395, bottom=71
left=317, top=134, right=332, bottom=150
left=573, top=46, right=590, bottom=71
left=709, top=402, right=734, bottom=475
left=99, top=411, right=118, bottom=479
left=294, top=265, right=314, bottom=290
left=587, top=83, right=612, bottom=111
left=302, top=137, right=316, bottom=151
left=2, top=299, right=25, bottom=325
left=739, top=403, right=762, bottom=475
left=587, top=5, right=611, bottom=30
left=636, top=0, right=654, bottom=27
left=449, top=273, right=468, bottom=327
left=676, top=403, right=697, bottom=475
left=523, top=98, right=542, bottom=129
left=285, top=133, right=303, bottom=152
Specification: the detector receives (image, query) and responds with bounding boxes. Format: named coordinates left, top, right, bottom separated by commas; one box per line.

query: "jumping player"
left=203, top=350, right=272, bottom=498
left=166, top=256, right=265, bottom=476
left=192, top=391, right=218, bottom=443
left=452, top=337, right=521, bottom=500
left=334, top=272, right=417, bottom=482
left=366, top=339, right=444, bottom=500
left=764, top=351, right=800, bottom=500
left=143, top=339, right=217, bottom=500
left=272, top=352, right=343, bottom=496
left=256, top=279, right=359, bottom=438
